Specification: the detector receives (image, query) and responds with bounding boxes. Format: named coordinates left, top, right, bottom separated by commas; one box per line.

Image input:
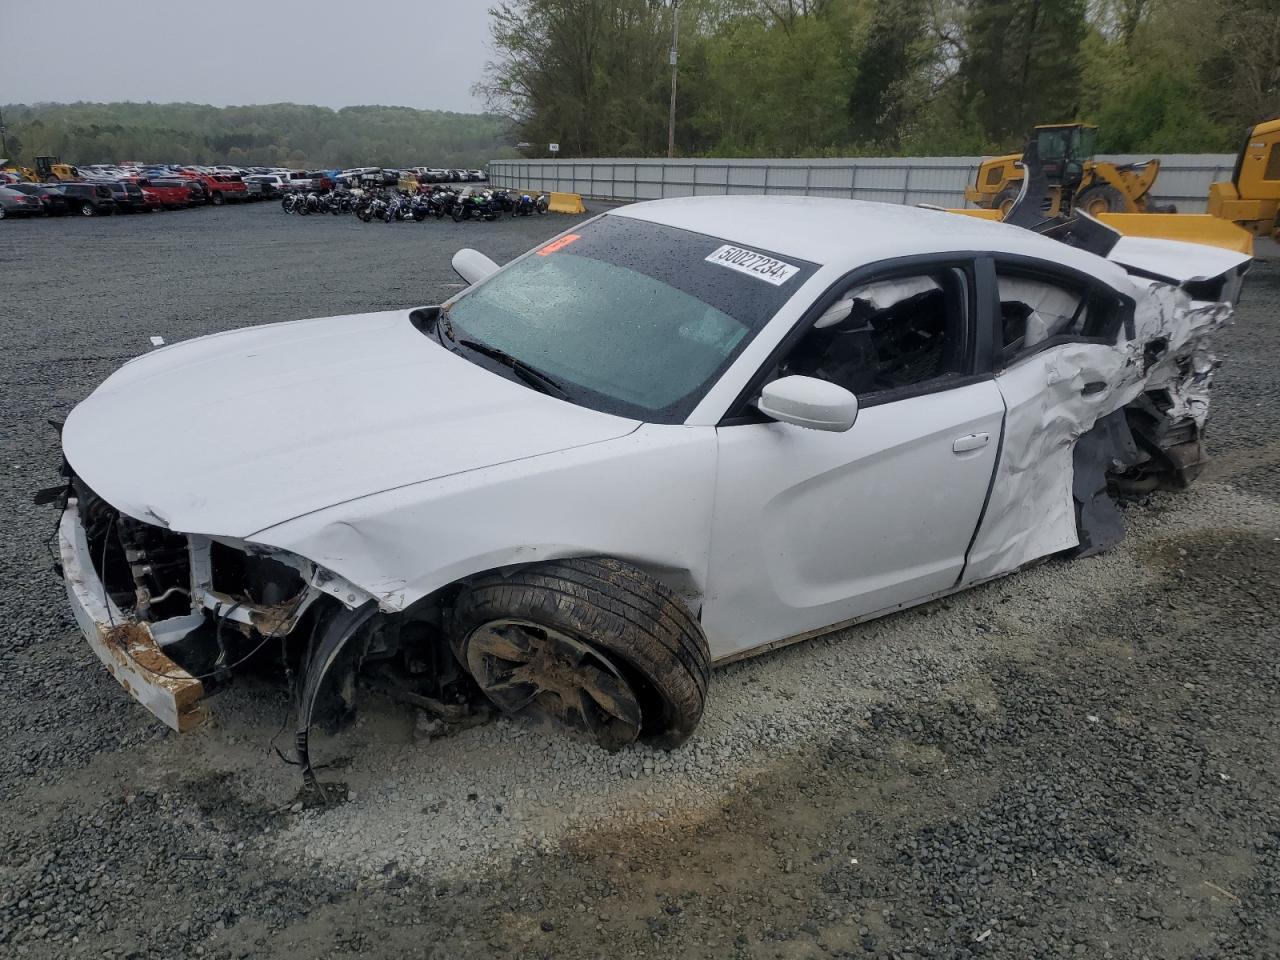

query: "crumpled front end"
left=56, top=475, right=367, bottom=733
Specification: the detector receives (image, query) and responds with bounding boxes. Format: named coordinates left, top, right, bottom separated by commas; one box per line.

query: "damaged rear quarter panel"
left=963, top=340, right=1143, bottom=580
left=964, top=270, right=1241, bottom=582
left=246, top=423, right=719, bottom=621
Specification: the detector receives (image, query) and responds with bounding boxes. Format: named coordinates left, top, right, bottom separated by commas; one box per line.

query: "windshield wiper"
left=456, top=338, right=568, bottom=400
left=435, top=311, right=457, bottom=346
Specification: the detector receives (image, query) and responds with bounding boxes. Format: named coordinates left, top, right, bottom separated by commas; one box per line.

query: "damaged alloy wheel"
left=452, top=557, right=711, bottom=751
left=465, top=619, right=642, bottom=750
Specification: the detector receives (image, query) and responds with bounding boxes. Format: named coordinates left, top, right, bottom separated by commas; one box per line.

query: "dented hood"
left=62, top=310, right=640, bottom=538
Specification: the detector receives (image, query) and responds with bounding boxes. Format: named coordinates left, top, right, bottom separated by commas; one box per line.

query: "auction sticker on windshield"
left=704, top=245, right=800, bottom=286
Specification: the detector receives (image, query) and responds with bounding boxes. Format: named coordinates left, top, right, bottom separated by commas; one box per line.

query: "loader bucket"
left=948, top=208, right=1003, bottom=220
left=1096, top=213, right=1255, bottom=256
left=941, top=208, right=1254, bottom=257
left=548, top=192, right=586, bottom=214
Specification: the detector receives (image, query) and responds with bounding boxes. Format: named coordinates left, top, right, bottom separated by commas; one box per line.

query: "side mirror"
left=452, top=248, right=500, bottom=286
left=757, top=376, right=859, bottom=433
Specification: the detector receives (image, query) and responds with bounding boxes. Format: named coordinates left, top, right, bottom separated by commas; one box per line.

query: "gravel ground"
left=0, top=203, right=1277, bottom=960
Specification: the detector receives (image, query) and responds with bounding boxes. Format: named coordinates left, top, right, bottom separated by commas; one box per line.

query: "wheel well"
left=411, top=555, right=704, bottom=626
left=385, top=555, right=704, bottom=679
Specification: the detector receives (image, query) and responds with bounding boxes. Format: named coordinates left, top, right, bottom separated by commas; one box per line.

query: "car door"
left=701, top=258, right=1005, bottom=661
left=961, top=255, right=1135, bottom=582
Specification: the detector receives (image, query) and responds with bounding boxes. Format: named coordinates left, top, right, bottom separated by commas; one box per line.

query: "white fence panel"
left=488, top=154, right=1236, bottom=214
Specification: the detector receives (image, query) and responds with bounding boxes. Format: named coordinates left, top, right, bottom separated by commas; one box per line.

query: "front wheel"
left=452, top=209, right=465, bottom=222
left=451, top=557, right=711, bottom=751
left=993, top=187, right=1020, bottom=217
left=80, top=203, right=96, bottom=217
left=1074, top=184, right=1126, bottom=216
left=210, top=192, right=224, bottom=206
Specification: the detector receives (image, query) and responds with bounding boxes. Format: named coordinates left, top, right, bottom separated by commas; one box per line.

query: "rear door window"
left=995, top=265, right=1126, bottom=365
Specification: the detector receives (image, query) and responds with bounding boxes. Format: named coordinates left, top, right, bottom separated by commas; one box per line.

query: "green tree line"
left=0, top=101, right=521, bottom=169
left=479, top=0, right=1280, bottom=157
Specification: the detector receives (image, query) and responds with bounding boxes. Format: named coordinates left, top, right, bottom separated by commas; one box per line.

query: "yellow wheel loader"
left=964, top=124, right=1169, bottom=217
left=0, top=159, right=37, bottom=182
left=34, top=156, right=82, bottom=182
left=949, top=136, right=1254, bottom=257
left=1208, top=117, right=1280, bottom=247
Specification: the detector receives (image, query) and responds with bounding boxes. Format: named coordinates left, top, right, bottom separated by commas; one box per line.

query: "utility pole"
left=667, top=0, right=680, bottom=159
left=0, top=106, right=8, bottom=158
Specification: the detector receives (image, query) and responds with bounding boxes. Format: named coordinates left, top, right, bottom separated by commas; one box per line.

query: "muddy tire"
left=451, top=557, right=710, bottom=750
left=1074, top=184, right=1126, bottom=216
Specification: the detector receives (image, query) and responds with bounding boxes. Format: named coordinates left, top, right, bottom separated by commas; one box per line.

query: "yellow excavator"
left=1208, top=117, right=1280, bottom=248
left=965, top=123, right=1169, bottom=217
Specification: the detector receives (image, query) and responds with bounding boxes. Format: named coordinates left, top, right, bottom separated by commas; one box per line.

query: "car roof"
left=610, top=195, right=1128, bottom=285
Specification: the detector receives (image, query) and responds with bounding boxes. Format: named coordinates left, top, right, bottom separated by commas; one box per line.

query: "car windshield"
left=440, top=215, right=817, bottom=422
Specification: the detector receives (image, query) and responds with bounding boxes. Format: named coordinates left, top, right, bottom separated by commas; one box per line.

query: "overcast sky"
left=0, top=1, right=494, bottom=113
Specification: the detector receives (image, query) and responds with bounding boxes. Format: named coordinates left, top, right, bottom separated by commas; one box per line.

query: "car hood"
left=62, top=310, right=640, bottom=538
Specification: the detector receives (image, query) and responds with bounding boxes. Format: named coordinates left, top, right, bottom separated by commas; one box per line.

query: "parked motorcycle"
left=512, top=192, right=550, bottom=216
left=358, top=193, right=389, bottom=223
left=487, top=189, right=517, bottom=216
left=383, top=191, right=412, bottom=223
left=452, top=191, right=498, bottom=222
left=427, top=187, right=458, bottom=220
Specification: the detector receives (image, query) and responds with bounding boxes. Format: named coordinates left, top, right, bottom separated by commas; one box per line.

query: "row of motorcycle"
left=280, top=186, right=551, bottom=222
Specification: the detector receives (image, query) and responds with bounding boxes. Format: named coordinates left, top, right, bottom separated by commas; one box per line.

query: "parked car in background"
left=178, top=175, right=211, bottom=204
left=137, top=178, right=195, bottom=209
left=5, top=182, right=70, bottom=216
left=97, top=181, right=149, bottom=213
left=244, top=174, right=286, bottom=199
left=467, top=169, right=488, bottom=182
left=199, top=174, right=248, bottom=205
left=139, top=187, right=164, bottom=212
left=283, top=171, right=334, bottom=193
left=0, top=185, right=45, bottom=218
left=45, top=183, right=116, bottom=216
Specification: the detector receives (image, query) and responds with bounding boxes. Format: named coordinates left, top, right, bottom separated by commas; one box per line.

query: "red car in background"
left=175, top=172, right=247, bottom=205
left=201, top=174, right=248, bottom=205
left=137, top=178, right=195, bottom=209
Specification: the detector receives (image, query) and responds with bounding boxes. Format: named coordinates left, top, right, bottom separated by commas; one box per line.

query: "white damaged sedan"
left=51, top=196, right=1252, bottom=786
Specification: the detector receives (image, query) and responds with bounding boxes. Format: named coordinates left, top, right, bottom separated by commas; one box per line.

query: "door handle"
left=952, top=433, right=990, bottom=453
